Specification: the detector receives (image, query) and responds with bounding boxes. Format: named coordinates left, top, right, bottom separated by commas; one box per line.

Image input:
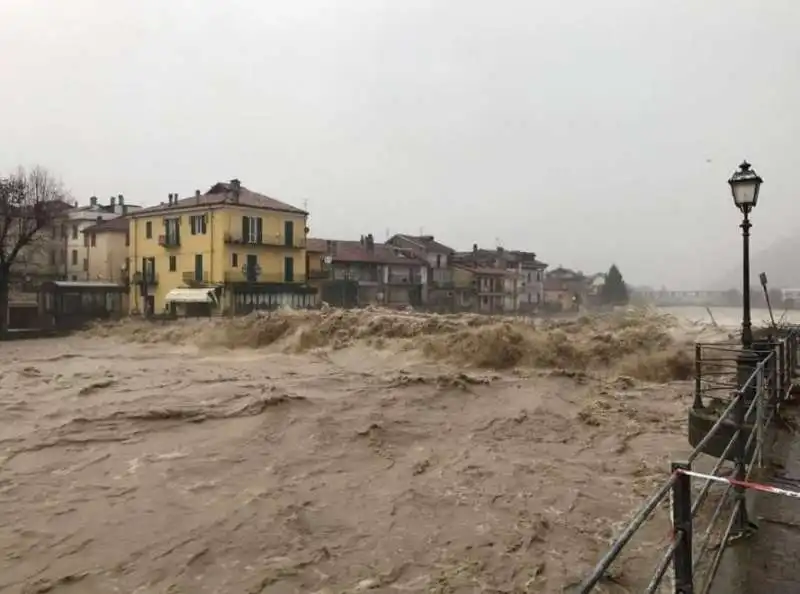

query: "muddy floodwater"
left=0, top=309, right=720, bottom=593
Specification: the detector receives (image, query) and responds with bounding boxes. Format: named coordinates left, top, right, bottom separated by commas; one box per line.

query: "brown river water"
left=0, top=308, right=738, bottom=593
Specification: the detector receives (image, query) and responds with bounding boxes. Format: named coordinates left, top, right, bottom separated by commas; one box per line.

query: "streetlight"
left=728, top=160, right=763, bottom=349
left=726, top=160, right=764, bottom=540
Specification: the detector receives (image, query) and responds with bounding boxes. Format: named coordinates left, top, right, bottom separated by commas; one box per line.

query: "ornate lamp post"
left=728, top=161, right=763, bottom=349
left=687, top=161, right=765, bottom=471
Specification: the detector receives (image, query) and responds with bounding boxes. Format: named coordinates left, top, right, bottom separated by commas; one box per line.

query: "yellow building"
left=83, top=217, right=130, bottom=283
left=128, top=179, right=316, bottom=316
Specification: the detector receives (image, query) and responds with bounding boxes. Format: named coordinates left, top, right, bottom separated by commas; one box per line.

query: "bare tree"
left=0, top=166, right=69, bottom=334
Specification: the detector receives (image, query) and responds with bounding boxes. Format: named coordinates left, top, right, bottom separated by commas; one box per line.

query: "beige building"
left=65, top=195, right=139, bottom=281
left=83, top=216, right=130, bottom=283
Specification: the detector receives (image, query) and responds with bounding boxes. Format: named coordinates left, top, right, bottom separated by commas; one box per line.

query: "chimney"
left=118, top=194, right=124, bottom=206
left=472, top=243, right=478, bottom=255
left=173, top=192, right=179, bottom=205
left=110, top=196, right=116, bottom=208
left=366, top=233, right=375, bottom=253
left=195, top=189, right=201, bottom=204
left=230, top=179, right=241, bottom=203
left=90, top=196, right=97, bottom=207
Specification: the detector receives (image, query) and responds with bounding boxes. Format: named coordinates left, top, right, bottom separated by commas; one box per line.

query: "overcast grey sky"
left=1, top=0, right=797, bottom=289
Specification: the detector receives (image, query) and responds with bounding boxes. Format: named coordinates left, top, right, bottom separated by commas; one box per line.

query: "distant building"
left=543, top=267, right=587, bottom=311
left=65, top=195, right=140, bottom=281
left=306, top=235, right=425, bottom=307
left=451, top=263, right=508, bottom=313
left=452, top=245, right=547, bottom=312
left=386, top=234, right=456, bottom=308
left=82, top=216, right=130, bottom=284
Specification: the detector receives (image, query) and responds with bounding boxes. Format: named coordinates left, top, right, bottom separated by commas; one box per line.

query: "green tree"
left=600, top=264, right=629, bottom=305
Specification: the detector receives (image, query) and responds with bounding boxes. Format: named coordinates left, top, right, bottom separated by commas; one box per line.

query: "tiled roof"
left=390, top=234, right=455, bottom=254
left=83, top=217, right=129, bottom=234
left=547, top=266, right=585, bottom=280
left=454, top=248, right=547, bottom=269
left=452, top=264, right=508, bottom=276
left=306, top=238, right=328, bottom=253
left=307, top=238, right=423, bottom=265
left=131, top=181, right=306, bottom=217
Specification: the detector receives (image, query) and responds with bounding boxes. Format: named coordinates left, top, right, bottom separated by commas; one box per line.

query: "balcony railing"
left=387, top=275, right=423, bottom=285
left=158, top=234, right=180, bottom=248
left=132, top=271, right=158, bottom=285
left=223, top=233, right=306, bottom=248
left=182, top=271, right=210, bottom=285
left=224, top=270, right=306, bottom=284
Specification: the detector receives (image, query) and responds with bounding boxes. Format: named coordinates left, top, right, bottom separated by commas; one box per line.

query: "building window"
left=231, top=253, right=238, bottom=268
left=72, top=225, right=78, bottom=239
left=143, top=257, right=156, bottom=282
left=284, top=220, right=294, bottom=247
left=84, top=234, right=89, bottom=247
left=49, top=250, right=56, bottom=265
left=82, top=258, right=88, bottom=271
left=145, top=221, right=152, bottom=239
left=165, top=218, right=180, bottom=244
left=90, top=233, right=96, bottom=247
left=284, top=256, right=294, bottom=282
left=242, top=216, right=262, bottom=243
left=169, top=256, right=176, bottom=272
left=71, top=249, right=77, bottom=265
left=190, top=214, right=207, bottom=235
left=436, top=254, right=442, bottom=268
left=125, top=232, right=130, bottom=247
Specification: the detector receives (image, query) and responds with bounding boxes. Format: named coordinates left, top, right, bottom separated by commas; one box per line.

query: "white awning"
left=165, top=288, right=217, bottom=305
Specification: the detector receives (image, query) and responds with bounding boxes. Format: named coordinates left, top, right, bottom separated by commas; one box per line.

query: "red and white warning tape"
left=678, top=468, right=800, bottom=500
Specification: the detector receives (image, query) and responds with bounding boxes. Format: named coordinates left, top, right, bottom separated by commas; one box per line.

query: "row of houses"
left=8, top=179, right=604, bottom=322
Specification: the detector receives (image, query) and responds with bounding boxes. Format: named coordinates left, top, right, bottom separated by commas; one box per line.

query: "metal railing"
left=131, top=271, right=158, bottom=285
left=579, top=326, right=799, bottom=594
left=223, top=232, right=306, bottom=248
left=181, top=271, right=210, bottom=285
left=223, top=270, right=306, bottom=284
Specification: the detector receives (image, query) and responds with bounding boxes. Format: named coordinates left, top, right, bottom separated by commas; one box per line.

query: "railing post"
left=758, top=364, right=767, bottom=468
left=778, top=341, right=786, bottom=398
left=693, top=344, right=703, bottom=409
left=671, top=461, right=694, bottom=594
left=772, top=350, right=780, bottom=409
left=733, top=388, right=751, bottom=534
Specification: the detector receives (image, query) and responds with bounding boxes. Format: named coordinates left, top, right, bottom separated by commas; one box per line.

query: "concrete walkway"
left=744, top=408, right=800, bottom=593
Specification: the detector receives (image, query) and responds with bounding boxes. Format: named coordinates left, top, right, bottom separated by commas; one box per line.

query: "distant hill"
left=712, top=233, right=800, bottom=289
